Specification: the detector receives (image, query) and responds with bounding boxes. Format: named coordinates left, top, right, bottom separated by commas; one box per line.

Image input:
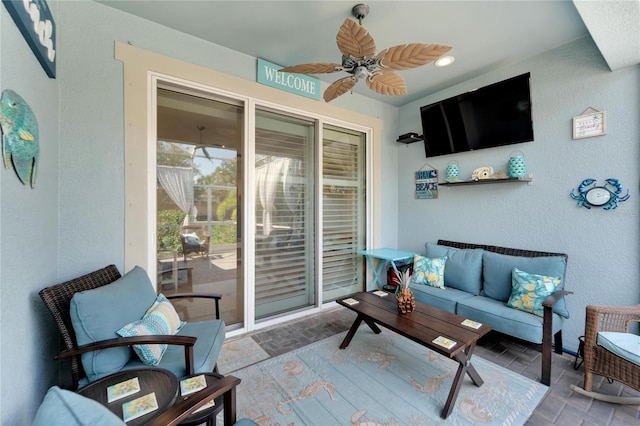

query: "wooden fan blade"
left=366, top=69, right=407, bottom=96
left=324, top=76, right=358, bottom=102
left=377, top=43, right=453, bottom=70
left=336, top=18, right=376, bottom=59
left=279, top=63, right=343, bottom=74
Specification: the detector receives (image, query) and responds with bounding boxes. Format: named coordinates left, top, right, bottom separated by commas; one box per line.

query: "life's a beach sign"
left=257, top=59, right=321, bottom=101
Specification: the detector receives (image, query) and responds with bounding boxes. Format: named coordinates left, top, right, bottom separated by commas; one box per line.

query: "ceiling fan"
left=279, top=3, right=453, bottom=102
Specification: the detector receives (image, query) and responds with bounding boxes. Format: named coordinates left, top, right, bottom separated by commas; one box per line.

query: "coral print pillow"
left=507, top=268, right=562, bottom=317
left=411, top=255, right=447, bottom=289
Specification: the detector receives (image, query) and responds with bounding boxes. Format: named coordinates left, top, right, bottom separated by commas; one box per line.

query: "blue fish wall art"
left=0, top=89, right=39, bottom=188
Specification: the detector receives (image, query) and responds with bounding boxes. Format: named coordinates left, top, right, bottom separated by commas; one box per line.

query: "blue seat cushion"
left=33, top=386, right=122, bottom=426
left=425, top=243, right=483, bottom=295
left=70, top=266, right=158, bottom=382
left=597, top=332, right=640, bottom=366
left=456, top=295, right=564, bottom=344
left=482, top=251, right=570, bottom=318
left=410, top=283, right=474, bottom=314
left=122, top=319, right=226, bottom=378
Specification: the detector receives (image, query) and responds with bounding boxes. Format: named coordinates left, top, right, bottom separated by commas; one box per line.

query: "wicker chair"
left=571, top=304, right=640, bottom=404
left=39, top=264, right=224, bottom=390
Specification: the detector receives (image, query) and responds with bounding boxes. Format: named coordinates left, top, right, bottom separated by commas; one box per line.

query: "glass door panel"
left=156, top=88, right=244, bottom=327
left=254, top=109, right=316, bottom=319
left=322, top=125, right=366, bottom=301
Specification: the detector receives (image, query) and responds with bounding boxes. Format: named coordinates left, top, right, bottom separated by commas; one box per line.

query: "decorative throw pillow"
left=116, top=294, right=185, bottom=365
left=411, top=255, right=447, bottom=289
left=506, top=268, right=562, bottom=317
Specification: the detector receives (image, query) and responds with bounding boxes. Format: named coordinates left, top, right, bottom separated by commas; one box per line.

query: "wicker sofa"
left=409, top=240, right=572, bottom=385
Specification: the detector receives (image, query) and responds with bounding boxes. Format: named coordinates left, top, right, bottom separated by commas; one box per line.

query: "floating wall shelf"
left=396, top=135, right=423, bottom=144
left=439, top=177, right=533, bottom=186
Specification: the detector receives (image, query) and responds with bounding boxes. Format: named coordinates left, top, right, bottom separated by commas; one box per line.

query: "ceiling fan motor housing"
left=353, top=66, right=369, bottom=80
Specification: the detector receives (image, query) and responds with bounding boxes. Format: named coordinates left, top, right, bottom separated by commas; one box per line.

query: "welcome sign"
left=257, top=58, right=321, bottom=100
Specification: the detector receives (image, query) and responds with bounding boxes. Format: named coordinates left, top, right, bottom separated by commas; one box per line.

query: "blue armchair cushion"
left=70, top=266, right=158, bottom=382
left=33, top=386, right=122, bottom=426
left=123, top=319, right=226, bottom=379
left=411, top=255, right=447, bottom=289
left=597, top=332, right=640, bottom=366
left=506, top=268, right=562, bottom=317
left=116, top=294, right=186, bottom=365
left=425, top=243, right=483, bottom=295
left=482, top=251, right=569, bottom=318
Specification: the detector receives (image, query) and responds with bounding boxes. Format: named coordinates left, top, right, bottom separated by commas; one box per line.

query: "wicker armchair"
left=571, top=304, right=640, bottom=403
left=39, top=264, right=224, bottom=390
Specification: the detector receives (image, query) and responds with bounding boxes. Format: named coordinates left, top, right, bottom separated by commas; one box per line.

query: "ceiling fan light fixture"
left=435, top=55, right=455, bottom=67
left=280, top=3, right=452, bottom=102
left=353, top=66, right=370, bottom=80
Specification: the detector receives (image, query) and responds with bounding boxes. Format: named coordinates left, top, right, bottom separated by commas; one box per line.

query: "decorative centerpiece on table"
left=395, top=269, right=416, bottom=314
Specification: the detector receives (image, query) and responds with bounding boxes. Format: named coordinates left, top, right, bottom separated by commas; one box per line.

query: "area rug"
left=233, top=328, right=548, bottom=425
left=218, top=336, right=270, bottom=374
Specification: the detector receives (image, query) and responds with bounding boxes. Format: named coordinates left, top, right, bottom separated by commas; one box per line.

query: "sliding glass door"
left=254, top=109, right=316, bottom=319
left=322, top=125, right=366, bottom=301
left=152, top=82, right=367, bottom=329
left=156, top=88, right=244, bottom=326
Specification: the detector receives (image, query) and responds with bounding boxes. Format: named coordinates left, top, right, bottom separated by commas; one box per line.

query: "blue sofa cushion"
left=425, top=243, right=483, bottom=295
left=482, top=251, right=569, bottom=318
left=70, top=266, right=158, bottom=382
left=456, top=296, right=564, bottom=344
left=123, top=319, right=226, bottom=378
left=410, top=282, right=474, bottom=313
left=33, top=386, right=122, bottom=426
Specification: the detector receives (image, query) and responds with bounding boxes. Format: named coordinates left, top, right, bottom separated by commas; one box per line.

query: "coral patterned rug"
left=233, top=328, right=547, bottom=425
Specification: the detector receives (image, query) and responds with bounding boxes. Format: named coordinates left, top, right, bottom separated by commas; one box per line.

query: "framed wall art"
left=572, top=107, right=606, bottom=140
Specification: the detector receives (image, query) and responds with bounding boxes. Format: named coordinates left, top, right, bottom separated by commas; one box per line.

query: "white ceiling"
left=98, top=1, right=639, bottom=107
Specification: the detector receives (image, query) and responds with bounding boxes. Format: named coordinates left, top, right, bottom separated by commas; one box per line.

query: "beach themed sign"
left=415, top=167, right=438, bottom=199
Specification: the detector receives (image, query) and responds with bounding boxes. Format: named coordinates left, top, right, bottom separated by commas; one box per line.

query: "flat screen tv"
left=420, top=73, right=533, bottom=158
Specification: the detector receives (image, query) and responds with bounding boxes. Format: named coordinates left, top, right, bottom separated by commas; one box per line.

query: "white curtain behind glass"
left=157, top=165, right=194, bottom=226
left=256, top=157, right=292, bottom=236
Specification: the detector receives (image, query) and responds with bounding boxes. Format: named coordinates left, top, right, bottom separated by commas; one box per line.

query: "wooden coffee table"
left=337, top=291, right=491, bottom=419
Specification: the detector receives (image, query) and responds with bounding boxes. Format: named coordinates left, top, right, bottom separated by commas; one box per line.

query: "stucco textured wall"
left=0, top=4, right=60, bottom=424
left=397, top=36, right=640, bottom=353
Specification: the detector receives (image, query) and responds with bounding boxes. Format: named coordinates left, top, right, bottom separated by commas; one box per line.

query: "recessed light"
left=435, top=56, right=455, bottom=67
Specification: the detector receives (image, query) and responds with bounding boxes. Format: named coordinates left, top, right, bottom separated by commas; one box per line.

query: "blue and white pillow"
left=116, top=294, right=185, bottom=365
left=506, top=268, right=562, bottom=317
left=411, top=255, right=447, bottom=289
